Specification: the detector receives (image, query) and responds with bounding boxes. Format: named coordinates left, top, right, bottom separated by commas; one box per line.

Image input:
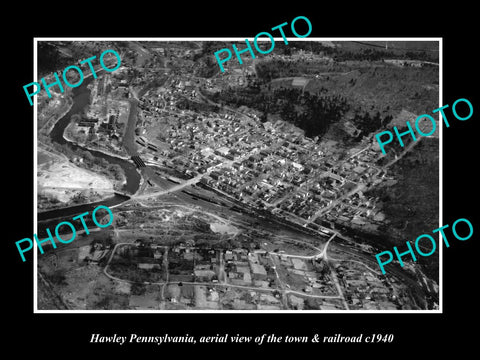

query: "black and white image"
left=35, top=39, right=440, bottom=311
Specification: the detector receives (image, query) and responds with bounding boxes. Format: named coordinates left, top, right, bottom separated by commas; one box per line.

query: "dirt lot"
left=38, top=148, right=114, bottom=207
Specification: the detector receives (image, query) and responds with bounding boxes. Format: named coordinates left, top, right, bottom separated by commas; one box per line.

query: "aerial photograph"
left=35, top=39, right=440, bottom=311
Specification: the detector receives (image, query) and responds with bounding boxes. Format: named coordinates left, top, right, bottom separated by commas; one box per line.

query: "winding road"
left=103, top=233, right=352, bottom=304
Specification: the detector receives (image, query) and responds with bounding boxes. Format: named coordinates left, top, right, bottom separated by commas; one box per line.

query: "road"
left=306, top=183, right=367, bottom=225
left=384, top=137, right=423, bottom=168
left=103, top=204, right=397, bottom=310
left=269, top=232, right=349, bottom=309
left=337, top=259, right=383, bottom=276
left=268, top=253, right=289, bottom=308
left=103, top=242, right=133, bottom=283
left=130, top=146, right=261, bottom=201
left=104, top=239, right=351, bottom=304
left=100, top=67, right=419, bottom=309
left=271, top=233, right=335, bottom=261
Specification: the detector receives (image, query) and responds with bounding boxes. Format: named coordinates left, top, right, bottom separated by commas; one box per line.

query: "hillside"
left=37, top=41, right=129, bottom=77
left=239, top=57, right=439, bottom=140
left=366, top=138, right=439, bottom=280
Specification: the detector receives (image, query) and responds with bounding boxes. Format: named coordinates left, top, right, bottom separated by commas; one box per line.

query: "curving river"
left=38, top=76, right=141, bottom=221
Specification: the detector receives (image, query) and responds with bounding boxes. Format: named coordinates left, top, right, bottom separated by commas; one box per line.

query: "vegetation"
left=191, top=41, right=438, bottom=81
left=92, top=293, right=128, bottom=310
left=205, top=54, right=436, bottom=141
left=194, top=55, right=220, bottom=78
left=131, top=283, right=147, bottom=295
left=192, top=41, right=232, bottom=78
left=46, top=269, right=67, bottom=285
left=287, top=41, right=439, bottom=62
left=108, top=262, right=163, bottom=283
left=176, top=97, right=218, bottom=112
left=38, top=41, right=129, bottom=77
left=367, top=138, right=439, bottom=280
left=38, top=42, right=70, bottom=75
left=256, top=59, right=320, bottom=81
left=208, top=86, right=349, bottom=138
left=353, top=111, right=393, bottom=139
left=52, top=142, right=125, bottom=183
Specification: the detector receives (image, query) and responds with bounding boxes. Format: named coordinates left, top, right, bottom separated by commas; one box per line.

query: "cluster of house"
left=324, top=191, right=385, bottom=232
left=135, top=92, right=393, bottom=234
left=276, top=255, right=336, bottom=296
left=135, top=106, right=261, bottom=176
left=113, top=239, right=360, bottom=308
left=191, top=122, right=389, bottom=230
left=118, top=46, right=395, bottom=236
left=224, top=249, right=272, bottom=287
left=78, top=241, right=110, bottom=263
left=335, top=262, right=399, bottom=310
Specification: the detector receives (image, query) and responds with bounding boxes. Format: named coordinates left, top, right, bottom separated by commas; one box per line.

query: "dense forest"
left=38, top=42, right=70, bottom=75
left=37, top=41, right=127, bottom=78
left=367, top=138, right=439, bottom=281
left=353, top=111, right=393, bottom=139
left=207, top=86, right=349, bottom=138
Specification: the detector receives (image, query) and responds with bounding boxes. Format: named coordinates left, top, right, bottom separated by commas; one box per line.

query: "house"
left=251, top=263, right=267, bottom=279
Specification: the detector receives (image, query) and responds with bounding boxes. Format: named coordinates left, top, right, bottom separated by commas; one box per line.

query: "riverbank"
left=46, top=74, right=141, bottom=196
left=37, top=148, right=115, bottom=212
left=62, top=124, right=131, bottom=161
left=38, top=94, right=74, bottom=139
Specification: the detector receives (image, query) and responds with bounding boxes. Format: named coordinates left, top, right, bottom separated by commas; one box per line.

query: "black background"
left=5, top=3, right=478, bottom=356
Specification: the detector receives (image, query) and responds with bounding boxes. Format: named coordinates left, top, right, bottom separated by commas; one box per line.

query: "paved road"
left=130, top=147, right=260, bottom=201
left=267, top=233, right=350, bottom=307
left=306, top=183, right=367, bottom=225
left=337, top=259, right=383, bottom=276
left=104, top=240, right=348, bottom=302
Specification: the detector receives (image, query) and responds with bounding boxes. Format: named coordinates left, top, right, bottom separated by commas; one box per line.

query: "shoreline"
left=38, top=94, right=74, bottom=137
left=62, top=127, right=131, bottom=161
left=37, top=188, right=116, bottom=214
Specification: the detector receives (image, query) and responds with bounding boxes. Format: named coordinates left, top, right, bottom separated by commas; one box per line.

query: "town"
left=36, top=40, right=440, bottom=311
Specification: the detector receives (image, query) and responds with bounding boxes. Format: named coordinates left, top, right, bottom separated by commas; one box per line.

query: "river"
left=40, top=76, right=141, bottom=221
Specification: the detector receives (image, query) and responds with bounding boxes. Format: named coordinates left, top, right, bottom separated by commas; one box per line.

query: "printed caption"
left=90, top=333, right=394, bottom=345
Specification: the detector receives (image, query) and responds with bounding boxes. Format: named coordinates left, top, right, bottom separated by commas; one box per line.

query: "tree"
left=107, top=164, right=124, bottom=180
left=83, top=150, right=95, bottom=163
left=131, top=283, right=146, bottom=295
left=48, top=269, right=67, bottom=285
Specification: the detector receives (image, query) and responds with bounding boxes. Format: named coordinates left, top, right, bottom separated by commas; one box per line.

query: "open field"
left=38, top=148, right=114, bottom=210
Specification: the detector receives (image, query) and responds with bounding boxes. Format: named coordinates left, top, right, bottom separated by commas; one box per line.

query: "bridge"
left=131, top=155, right=146, bottom=168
